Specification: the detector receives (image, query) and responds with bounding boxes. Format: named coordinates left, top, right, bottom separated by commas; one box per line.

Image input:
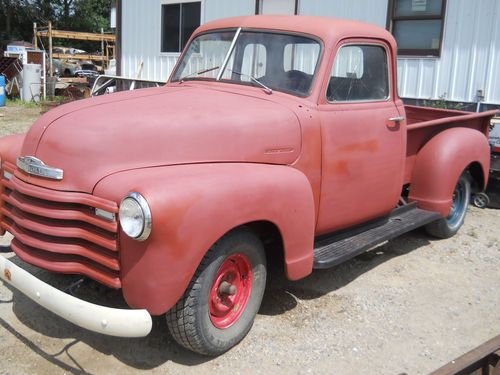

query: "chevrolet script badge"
left=16, top=156, right=64, bottom=180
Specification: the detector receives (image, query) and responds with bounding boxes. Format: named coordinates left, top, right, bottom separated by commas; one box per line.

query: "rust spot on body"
left=4, top=268, right=11, bottom=281
left=333, top=160, right=350, bottom=175
left=336, top=139, right=379, bottom=153
left=265, top=147, right=295, bottom=154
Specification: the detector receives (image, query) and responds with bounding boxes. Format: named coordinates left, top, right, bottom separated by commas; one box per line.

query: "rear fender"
left=408, top=128, right=490, bottom=216
left=93, top=163, right=315, bottom=315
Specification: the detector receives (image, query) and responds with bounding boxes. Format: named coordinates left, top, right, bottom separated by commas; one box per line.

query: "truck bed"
left=404, top=105, right=498, bottom=184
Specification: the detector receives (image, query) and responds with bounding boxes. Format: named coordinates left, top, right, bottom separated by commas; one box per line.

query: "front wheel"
left=425, top=173, right=471, bottom=239
left=166, top=228, right=267, bottom=356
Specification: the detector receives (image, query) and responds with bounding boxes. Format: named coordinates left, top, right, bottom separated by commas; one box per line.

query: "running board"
left=313, top=203, right=441, bottom=269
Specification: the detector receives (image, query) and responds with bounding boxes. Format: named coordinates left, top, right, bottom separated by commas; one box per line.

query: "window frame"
left=160, top=0, right=204, bottom=56
left=325, top=42, right=392, bottom=104
left=387, top=0, right=447, bottom=57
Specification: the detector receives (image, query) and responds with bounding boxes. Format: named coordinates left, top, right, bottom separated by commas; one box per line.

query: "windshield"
left=171, top=30, right=321, bottom=96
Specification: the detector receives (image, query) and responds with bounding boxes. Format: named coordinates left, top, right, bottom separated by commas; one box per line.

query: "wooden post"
left=48, top=21, right=53, bottom=77
left=105, top=43, right=109, bottom=69
left=101, top=28, right=105, bottom=68
left=33, top=23, right=38, bottom=49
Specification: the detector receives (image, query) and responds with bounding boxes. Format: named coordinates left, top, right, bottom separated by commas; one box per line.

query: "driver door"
left=316, top=41, right=406, bottom=234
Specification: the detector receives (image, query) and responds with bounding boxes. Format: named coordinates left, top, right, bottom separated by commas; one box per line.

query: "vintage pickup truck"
left=0, top=16, right=497, bottom=355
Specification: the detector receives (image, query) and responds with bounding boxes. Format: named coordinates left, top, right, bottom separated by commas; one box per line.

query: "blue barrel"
left=0, top=75, right=5, bottom=107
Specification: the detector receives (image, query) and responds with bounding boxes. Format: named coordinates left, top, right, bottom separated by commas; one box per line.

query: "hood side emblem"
left=16, top=156, right=64, bottom=180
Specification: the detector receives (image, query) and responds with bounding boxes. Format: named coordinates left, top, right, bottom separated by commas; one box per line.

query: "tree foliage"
left=0, top=0, right=112, bottom=49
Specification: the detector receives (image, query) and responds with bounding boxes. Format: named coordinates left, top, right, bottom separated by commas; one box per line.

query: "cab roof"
left=196, top=15, right=396, bottom=48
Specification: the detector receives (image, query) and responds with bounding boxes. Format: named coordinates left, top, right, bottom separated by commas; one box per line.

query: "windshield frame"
left=169, top=28, right=324, bottom=98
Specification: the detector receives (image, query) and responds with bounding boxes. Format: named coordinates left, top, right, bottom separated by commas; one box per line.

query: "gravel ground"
left=0, top=101, right=40, bottom=136
left=0, top=103, right=499, bottom=375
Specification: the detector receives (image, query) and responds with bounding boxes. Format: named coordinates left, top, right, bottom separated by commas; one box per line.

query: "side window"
left=327, top=45, right=389, bottom=102
left=241, top=44, right=267, bottom=81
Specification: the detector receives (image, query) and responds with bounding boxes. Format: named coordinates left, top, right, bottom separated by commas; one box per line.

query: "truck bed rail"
left=405, top=105, right=499, bottom=131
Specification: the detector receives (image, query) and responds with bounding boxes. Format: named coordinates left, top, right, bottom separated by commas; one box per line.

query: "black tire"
left=425, top=173, right=471, bottom=239
left=472, top=192, right=490, bottom=209
left=166, top=227, right=267, bottom=356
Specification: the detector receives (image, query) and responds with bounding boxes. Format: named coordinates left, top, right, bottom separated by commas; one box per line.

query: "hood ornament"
left=16, top=156, right=63, bottom=180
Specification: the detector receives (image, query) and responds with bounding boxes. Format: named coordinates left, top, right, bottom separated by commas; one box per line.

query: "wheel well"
left=244, top=221, right=285, bottom=275
left=468, top=162, right=485, bottom=193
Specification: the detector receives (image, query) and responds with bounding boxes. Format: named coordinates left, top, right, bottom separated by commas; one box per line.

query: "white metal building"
left=117, top=0, right=500, bottom=107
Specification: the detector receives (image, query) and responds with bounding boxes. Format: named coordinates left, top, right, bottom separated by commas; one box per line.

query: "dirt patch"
left=0, top=102, right=41, bottom=136
left=0, top=106, right=498, bottom=375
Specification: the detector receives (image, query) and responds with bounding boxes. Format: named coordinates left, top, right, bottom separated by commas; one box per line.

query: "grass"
left=5, top=98, right=40, bottom=109
left=6, top=96, right=69, bottom=109
left=422, top=94, right=467, bottom=110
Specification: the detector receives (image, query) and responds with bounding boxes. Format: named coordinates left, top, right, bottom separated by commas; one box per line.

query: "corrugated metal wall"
left=121, top=0, right=255, bottom=81
left=397, top=0, right=500, bottom=105
left=121, top=0, right=500, bottom=105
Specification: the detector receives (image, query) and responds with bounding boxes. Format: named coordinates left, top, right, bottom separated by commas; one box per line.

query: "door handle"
left=386, top=116, right=405, bottom=129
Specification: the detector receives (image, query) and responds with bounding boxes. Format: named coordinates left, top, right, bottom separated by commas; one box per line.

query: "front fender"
left=0, top=134, right=26, bottom=235
left=408, top=127, right=490, bottom=216
left=93, top=163, right=315, bottom=315
left=0, top=134, right=25, bottom=165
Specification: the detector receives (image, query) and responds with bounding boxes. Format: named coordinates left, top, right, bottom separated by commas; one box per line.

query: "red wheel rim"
left=209, top=253, right=253, bottom=329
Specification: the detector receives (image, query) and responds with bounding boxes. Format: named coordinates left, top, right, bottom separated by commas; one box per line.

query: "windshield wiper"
left=179, top=66, right=220, bottom=83
left=227, top=69, right=273, bottom=95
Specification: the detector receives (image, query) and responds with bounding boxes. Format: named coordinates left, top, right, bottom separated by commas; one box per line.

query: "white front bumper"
left=0, top=255, right=152, bottom=338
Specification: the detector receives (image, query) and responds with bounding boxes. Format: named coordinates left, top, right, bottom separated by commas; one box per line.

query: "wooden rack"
left=34, top=22, right=116, bottom=76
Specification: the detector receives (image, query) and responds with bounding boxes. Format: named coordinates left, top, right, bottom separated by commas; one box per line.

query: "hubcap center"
left=218, top=281, right=237, bottom=296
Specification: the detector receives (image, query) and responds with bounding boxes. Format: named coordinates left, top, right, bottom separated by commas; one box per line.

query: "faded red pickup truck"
left=0, top=16, right=497, bottom=355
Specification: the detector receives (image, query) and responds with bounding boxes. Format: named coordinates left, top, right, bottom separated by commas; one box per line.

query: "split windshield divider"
left=216, top=27, right=242, bottom=81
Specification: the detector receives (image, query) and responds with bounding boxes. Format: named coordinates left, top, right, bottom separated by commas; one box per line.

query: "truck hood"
left=19, top=85, right=301, bottom=193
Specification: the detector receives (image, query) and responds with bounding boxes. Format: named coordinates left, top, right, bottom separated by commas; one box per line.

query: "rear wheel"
left=166, top=228, right=267, bottom=356
left=425, top=173, right=471, bottom=239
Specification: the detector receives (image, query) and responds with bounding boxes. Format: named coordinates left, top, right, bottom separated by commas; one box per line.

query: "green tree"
left=70, top=0, right=112, bottom=32
left=0, top=0, right=112, bottom=49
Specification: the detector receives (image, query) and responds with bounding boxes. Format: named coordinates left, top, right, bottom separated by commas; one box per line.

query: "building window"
left=389, top=0, right=446, bottom=57
left=256, top=0, right=297, bottom=15
left=161, top=2, right=201, bottom=53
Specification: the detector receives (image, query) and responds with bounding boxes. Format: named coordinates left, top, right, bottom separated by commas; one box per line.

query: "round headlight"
left=119, top=192, right=152, bottom=241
